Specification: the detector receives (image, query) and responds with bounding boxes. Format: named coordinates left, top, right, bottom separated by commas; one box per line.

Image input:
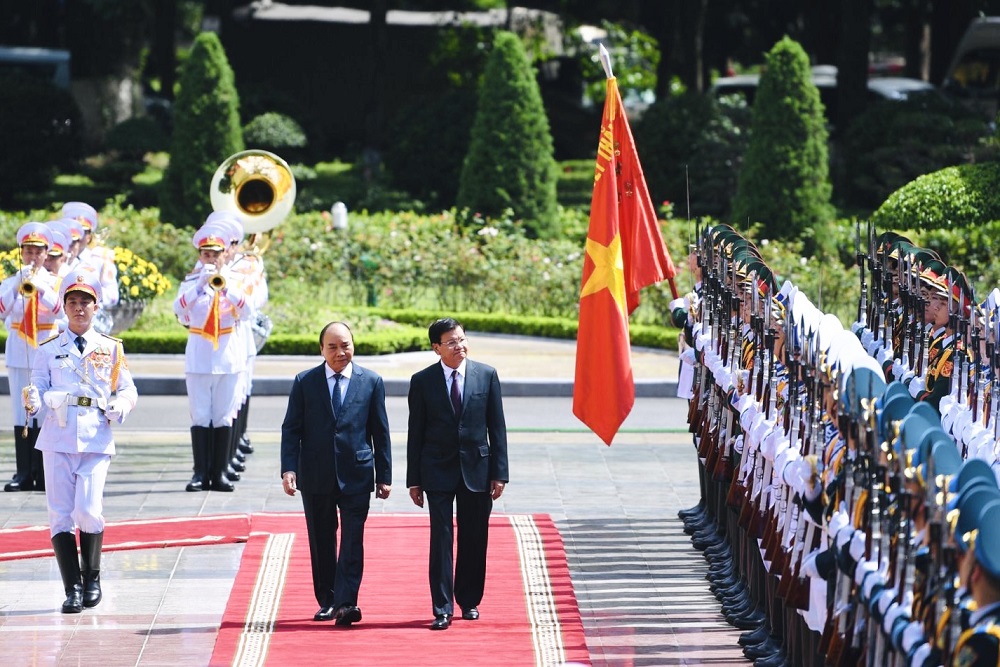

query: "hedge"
left=0, top=311, right=677, bottom=355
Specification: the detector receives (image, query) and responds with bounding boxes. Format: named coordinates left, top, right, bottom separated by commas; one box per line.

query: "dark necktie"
left=332, top=373, right=343, bottom=415
left=450, top=369, right=462, bottom=418
left=75, top=335, right=86, bottom=354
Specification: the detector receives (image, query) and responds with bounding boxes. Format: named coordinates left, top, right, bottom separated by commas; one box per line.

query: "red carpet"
left=0, top=513, right=251, bottom=560
left=211, top=512, right=590, bottom=667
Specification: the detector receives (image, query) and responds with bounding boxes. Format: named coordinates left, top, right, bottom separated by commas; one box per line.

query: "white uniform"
left=0, top=267, right=62, bottom=425
left=31, top=329, right=137, bottom=534
left=77, top=245, right=119, bottom=308
left=173, top=269, right=250, bottom=426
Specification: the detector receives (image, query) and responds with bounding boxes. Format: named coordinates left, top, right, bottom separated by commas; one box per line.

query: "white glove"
left=828, top=508, right=850, bottom=537
left=901, top=620, right=926, bottom=653
left=782, top=457, right=812, bottom=494
left=836, top=526, right=856, bottom=550
left=909, top=642, right=931, bottom=667
left=907, top=376, right=924, bottom=397
left=105, top=397, right=131, bottom=424
left=854, top=557, right=878, bottom=586
left=882, top=601, right=904, bottom=634
left=876, top=345, right=893, bottom=366
left=22, top=385, right=40, bottom=414
left=849, top=530, right=868, bottom=562
left=851, top=321, right=864, bottom=335
left=891, top=360, right=905, bottom=381
left=801, top=550, right=821, bottom=579
left=679, top=348, right=697, bottom=365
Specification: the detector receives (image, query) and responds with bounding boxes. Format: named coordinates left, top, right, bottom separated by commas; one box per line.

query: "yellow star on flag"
left=580, top=232, right=626, bottom=319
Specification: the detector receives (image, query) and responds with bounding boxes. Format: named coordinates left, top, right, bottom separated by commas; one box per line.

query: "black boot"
left=227, top=422, right=243, bottom=478
left=51, top=532, right=83, bottom=613
left=79, top=531, right=104, bottom=608
left=186, top=426, right=212, bottom=492
left=27, top=426, right=43, bottom=491
left=4, top=427, right=33, bottom=492
left=210, top=426, right=235, bottom=492
left=238, top=397, right=253, bottom=454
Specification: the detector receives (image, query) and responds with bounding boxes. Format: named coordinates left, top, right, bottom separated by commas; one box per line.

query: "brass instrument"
left=209, top=273, right=226, bottom=290
left=18, top=266, right=40, bottom=297
left=209, top=149, right=296, bottom=237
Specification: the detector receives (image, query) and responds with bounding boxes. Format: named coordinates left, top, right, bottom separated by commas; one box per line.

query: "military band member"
left=62, top=202, right=119, bottom=310
left=173, top=223, right=251, bottom=492
left=1, top=223, right=61, bottom=492
left=24, top=271, right=137, bottom=613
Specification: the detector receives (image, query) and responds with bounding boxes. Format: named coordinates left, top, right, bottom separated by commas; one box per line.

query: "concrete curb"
left=0, top=375, right=678, bottom=398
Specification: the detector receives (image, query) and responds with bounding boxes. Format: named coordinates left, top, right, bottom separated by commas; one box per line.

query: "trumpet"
left=209, top=273, right=226, bottom=290
left=18, top=266, right=40, bottom=297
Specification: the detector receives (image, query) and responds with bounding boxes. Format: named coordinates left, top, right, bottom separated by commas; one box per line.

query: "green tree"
left=457, top=31, right=559, bottom=238
left=731, top=36, right=833, bottom=240
left=160, top=32, right=244, bottom=227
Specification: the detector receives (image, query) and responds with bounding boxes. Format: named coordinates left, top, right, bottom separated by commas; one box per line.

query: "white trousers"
left=186, top=373, right=241, bottom=427
left=43, top=450, right=110, bottom=535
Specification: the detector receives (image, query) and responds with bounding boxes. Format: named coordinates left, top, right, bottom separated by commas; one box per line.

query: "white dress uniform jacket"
left=31, top=330, right=137, bottom=455
left=173, top=271, right=251, bottom=374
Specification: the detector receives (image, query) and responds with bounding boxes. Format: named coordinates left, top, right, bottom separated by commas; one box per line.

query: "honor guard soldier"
left=174, top=223, right=251, bottom=492
left=952, top=501, right=1000, bottom=666
left=1, top=223, right=61, bottom=492
left=23, top=271, right=137, bottom=613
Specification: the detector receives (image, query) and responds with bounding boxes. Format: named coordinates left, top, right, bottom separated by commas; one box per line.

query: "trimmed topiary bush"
left=840, top=94, right=995, bottom=211
left=243, top=112, right=307, bottom=159
left=634, top=92, right=752, bottom=219
left=456, top=31, right=559, bottom=238
left=107, top=117, right=170, bottom=158
left=731, top=37, right=833, bottom=240
left=160, top=32, right=244, bottom=227
left=0, top=72, right=82, bottom=206
left=870, top=161, right=1000, bottom=230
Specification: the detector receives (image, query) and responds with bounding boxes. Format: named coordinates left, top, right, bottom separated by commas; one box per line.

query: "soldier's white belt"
left=68, top=396, right=97, bottom=407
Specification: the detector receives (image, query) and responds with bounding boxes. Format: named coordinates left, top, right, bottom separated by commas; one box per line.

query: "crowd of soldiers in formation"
left=671, top=223, right=1000, bottom=667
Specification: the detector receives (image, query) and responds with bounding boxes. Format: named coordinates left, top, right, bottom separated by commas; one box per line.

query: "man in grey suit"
left=281, top=322, right=391, bottom=625
left=406, top=318, right=509, bottom=630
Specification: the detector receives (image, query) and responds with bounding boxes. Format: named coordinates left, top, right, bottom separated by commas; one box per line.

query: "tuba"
left=210, top=149, right=297, bottom=239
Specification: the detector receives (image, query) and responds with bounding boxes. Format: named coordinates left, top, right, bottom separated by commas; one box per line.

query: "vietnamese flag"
left=573, top=75, right=676, bottom=445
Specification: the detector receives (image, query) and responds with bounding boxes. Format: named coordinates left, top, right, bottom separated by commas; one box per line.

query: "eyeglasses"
left=438, top=336, right=467, bottom=349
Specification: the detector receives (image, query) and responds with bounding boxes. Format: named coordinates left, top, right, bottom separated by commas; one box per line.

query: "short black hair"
left=428, top=317, right=462, bottom=346
left=319, top=321, right=353, bottom=346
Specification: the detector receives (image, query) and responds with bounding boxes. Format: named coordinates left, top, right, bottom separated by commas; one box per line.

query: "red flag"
left=573, top=77, right=676, bottom=445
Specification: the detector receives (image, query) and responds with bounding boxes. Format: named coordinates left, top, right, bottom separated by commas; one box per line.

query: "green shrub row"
left=0, top=313, right=677, bottom=355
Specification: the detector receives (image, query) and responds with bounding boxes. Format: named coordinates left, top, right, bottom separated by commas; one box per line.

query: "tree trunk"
left=364, top=0, right=389, bottom=180
left=152, top=0, right=177, bottom=101
left=835, top=0, right=872, bottom=134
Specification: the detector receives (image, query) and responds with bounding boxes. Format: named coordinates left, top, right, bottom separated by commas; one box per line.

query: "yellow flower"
left=130, top=285, right=139, bottom=297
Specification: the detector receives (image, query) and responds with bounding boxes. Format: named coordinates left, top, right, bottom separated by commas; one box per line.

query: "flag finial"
left=599, top=43, right=614, bottom=79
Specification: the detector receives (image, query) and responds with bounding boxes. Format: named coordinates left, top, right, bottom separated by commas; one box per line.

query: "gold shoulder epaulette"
left=100, top=333, right=123, bottom=343
left=40, top=334, right=59, bottom=346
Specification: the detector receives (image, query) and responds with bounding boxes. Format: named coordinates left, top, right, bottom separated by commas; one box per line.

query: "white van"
left=941, top=16, right=1000, bottom=119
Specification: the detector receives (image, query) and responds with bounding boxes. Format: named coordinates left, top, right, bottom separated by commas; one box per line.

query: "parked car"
left=941, top=16, right=1000, bottom=121
left=711, top=66, right=937, bottom=127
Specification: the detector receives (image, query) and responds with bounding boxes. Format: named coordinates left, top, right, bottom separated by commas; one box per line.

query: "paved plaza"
left=0, top=334, right=744, bottom=665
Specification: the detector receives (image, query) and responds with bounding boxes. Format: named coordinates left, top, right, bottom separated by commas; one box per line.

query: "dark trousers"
left=426, top=484, right=493, bottom=617
left=300, top=490, right=371, bottom=609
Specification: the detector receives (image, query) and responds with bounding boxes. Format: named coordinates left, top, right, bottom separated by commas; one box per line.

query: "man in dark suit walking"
left=281, top=322, right=391, bottom=625
left=406, top=318, right=509, bottom=630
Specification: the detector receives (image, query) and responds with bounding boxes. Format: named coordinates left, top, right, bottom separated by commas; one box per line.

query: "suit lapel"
left=340, top=366, right=362, bottom=416
left=312, top=364, right=336, bottom=420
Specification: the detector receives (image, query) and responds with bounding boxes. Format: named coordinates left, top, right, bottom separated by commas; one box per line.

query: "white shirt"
left=440, top=359, right=467, bottom=400
left=326, top=361, right=353, bottom=405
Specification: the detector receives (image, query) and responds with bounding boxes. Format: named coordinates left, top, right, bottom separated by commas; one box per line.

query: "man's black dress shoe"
left=430, top=614, right=451, bottom=630
left=461, top=607, right=479, bottom=620
left=313, top=606, right=335, bottom=621
left=335, top=605, right=362, bottom=626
